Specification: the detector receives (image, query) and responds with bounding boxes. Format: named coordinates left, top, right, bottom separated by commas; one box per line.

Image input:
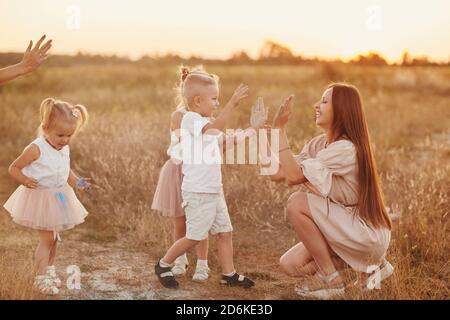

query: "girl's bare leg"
left=35, top=231, right=54, bottom=276
left=48, top=239, right=58, bottom=266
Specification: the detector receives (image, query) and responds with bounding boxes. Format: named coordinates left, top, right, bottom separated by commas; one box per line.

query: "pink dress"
left=151, top=107, right=187, bottom=217
left=294, top=134, right=391, bottom=273
left=3, top=137, right=88, bottom=233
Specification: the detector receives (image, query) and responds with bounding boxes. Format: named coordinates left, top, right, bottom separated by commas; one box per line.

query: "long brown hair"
left=328, top=83, right=392, bottom=230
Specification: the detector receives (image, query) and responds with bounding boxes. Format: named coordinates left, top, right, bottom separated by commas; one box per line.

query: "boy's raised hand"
left=250, top=97, right=269, bottom=129
left=203, top=84, right=249, bottom=134
left=228, top=84, right=249, bottom=108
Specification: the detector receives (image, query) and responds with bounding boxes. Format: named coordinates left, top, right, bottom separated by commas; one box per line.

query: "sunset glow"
left=1, top=0, right=449, bottom=63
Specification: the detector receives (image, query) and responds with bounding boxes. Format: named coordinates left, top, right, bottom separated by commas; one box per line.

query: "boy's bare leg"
left=195, top=238, right=209, bottom=260
left=216, top=232, right=235, bottom=274
left=173, top=216, right=187, bottom=241
left=161, top=237, right=199, bottom=265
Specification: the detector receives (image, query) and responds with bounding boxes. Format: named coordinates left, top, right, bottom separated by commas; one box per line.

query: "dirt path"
left=55, top=237, right=201, bottom=300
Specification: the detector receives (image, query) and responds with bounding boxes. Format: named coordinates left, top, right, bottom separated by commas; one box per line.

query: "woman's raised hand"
left=273, top=95, right=294, bottom=129
left=20, top=35, right=52, bottom=74
left=250, top=97, right=269, bottom=129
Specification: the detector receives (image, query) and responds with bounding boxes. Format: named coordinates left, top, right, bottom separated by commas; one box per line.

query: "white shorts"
left=181, top=190, right=233, bottom=241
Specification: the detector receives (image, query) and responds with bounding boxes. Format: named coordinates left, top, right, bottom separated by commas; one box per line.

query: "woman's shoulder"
left=310, top=134, right=327, bottom=144
left=329, top=138, right=355, bottom=151
left=309, top=134, right=354, bottom=149
left=304, top=134, right=328, bottom=150
left=317, top=138, right=356, bottom=164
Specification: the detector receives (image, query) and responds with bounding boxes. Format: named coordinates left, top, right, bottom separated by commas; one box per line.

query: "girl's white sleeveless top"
left=166, top=107, right=187, bottom=161
left=22, top=136, right=70, bottom=189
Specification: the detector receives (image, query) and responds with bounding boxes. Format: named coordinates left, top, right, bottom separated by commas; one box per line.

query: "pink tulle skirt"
left=151, top=159, right=184, bottom=217
left=3, top=184, right=88, bottom=232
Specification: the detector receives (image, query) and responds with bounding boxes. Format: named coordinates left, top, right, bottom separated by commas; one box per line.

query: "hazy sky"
left=1, top=0, right=449, bottom=62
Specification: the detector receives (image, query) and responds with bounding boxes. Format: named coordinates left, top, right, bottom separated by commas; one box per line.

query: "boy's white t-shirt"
left=180, top=111, right=223, bottom=193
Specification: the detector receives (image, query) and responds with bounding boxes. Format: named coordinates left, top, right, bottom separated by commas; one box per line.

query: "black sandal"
left=221, top=273, right=255, bottom=288
left=155, top=260, right=179, bottom=289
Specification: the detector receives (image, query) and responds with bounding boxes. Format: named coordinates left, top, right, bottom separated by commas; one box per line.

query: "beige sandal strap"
left=316, top=271, right=340, bottom=283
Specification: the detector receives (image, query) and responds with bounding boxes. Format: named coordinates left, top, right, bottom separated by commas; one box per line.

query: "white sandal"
left=192, top=265, right=210, bottom=282
left=366, top=260, right=394, bottom=290
left=171, top=255, right=189, bottom=277
left=295, top=271, right=345, bottom=299
left=46, top=266, right=62, bottom=288
left=34, top=275, right=59, bottom=295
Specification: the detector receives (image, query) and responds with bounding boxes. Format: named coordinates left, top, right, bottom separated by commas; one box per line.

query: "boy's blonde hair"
left=175, top=65, right=219, bottom=109
left=38, top=98, right=89, bottom=135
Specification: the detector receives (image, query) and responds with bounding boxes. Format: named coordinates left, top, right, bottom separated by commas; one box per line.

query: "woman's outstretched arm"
left=272, top=95, right=307, bottom=186
left=257, top=126, right=286, bottom=182
left=277, top=127, right=306, bottom=185
left=0, top=35, right=52, bottom=85
left=250, top=97, right=286, bottom=181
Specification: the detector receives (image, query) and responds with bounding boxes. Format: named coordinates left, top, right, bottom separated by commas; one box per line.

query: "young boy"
left=154, top=70, right=255, bottom=289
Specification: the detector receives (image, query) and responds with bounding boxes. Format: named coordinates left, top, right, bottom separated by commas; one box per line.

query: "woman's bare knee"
left=286, top=192, right=310, bottom=220
left=279, top=253, right=302, bottom=277
left=286, top=202, right=300, bottom=223
left=279, top=255, right=294, bottom=276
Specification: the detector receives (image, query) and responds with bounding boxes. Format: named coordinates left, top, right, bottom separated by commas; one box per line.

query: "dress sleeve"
left=294, top=136, right=321, bottom=165
left=293, top=140, right=313, bottom=165
left=299, top=140, right=356, bottom=196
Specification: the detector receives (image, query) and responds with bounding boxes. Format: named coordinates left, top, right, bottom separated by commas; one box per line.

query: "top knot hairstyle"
left=38, top=98, right=89, bottom=135
left=175, top=65, right=219, bottom=109
left=180, top=66, right=190, bottom=82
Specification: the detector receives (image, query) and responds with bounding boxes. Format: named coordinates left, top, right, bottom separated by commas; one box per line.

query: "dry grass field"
left=0, top=62, right=449, bottom=299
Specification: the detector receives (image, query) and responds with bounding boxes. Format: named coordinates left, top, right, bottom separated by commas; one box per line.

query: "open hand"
left=273, top=95, right=294, bottom=128
left=20, top=35, right=52, bottom=74
left=228, top=84, right=249, bottom=108
left=250, top=97, right=269, bottom=129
